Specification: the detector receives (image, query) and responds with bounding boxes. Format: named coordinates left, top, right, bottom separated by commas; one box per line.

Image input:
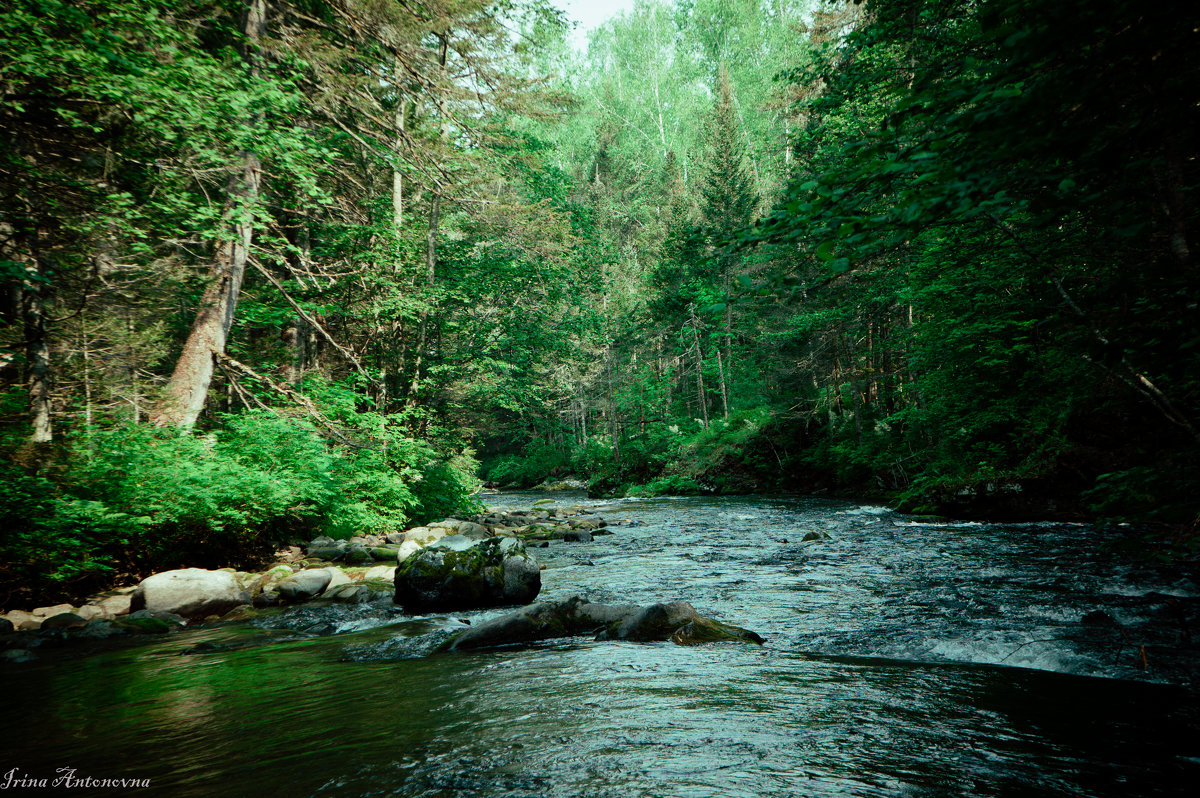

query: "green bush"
left=0, top=404, right=483, bottom=605
left=0, top=464, right=149, bottom=607
left=627, top=475, right=703, bottom=497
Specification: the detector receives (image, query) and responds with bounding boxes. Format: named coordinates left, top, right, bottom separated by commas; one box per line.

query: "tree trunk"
left=152, top=0, right=266, bottom=428
left=715, top=345, right=729, bottom=420
left=22, top=259, right=52, bottom=443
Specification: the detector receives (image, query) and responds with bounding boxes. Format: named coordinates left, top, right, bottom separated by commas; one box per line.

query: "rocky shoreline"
left=0, top=502, right=640, bottom=662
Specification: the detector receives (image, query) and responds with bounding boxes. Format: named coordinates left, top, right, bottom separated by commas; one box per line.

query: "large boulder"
left=394, top=536, right=540, bottom=613
left=131, top=569, right=251, bottom=619
left=442, top=595, right=762, bottom=652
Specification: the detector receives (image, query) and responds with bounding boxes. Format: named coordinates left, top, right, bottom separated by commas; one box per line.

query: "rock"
left=369, top=546, right=400, bottom=561
left=40, top=612, right=89, bottom=631
left=801, top=531, right=831, bottom=542
left=325, top=579, right=394, bottom=603
left=364, top=565, right=395, bottom=581
left=115, top=610, right=185, bottom=634
left=253, top=590, right=281, bottom=608
left=442, top=596, right=762, bottom=651
left=396, top=539, right=422, bottom=563
left=430, top=534, right=475, bottom=551
left=276, top=568, right=334, bottom=601
left=95, top=594, right=133, bottom=617
left=32, top=603, right=75, bottom=618
left=74, top=604, right=107, bottom=622
left=220, top=605, right=256, bottom=621
left=563, top=529, right=593, bottom=543
left=76, top=619, right=123, bottom=639
left=598, top=601, right=763, bottom=644
left=386, top=532, right=406, bottom=545
left=343, top=547, right=375, bottom=566
left=306, top=546, right=346, bottom=562
left=402, top=526, right=448, bottom=546
left=3, top=649, right=36, bottom=663
left=308, top=535, right=336, bottom=548
left=0, top=618, right=12, bottom=634
left=394, top=536, right=541, bottom=613
left=321, top=568, right=353, bottom=596
left=131, top=569, right=251, bottom=620
left=250, top=565, right=295, bottom=597
left=3, top=611, right=40, bottom=631
left=429, top=518, right=490, bottom=539
left=275, top=545, right=305, bottom=563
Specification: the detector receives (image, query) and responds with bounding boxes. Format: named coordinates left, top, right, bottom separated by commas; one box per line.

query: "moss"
left=113, top=616, right=175, bottom=634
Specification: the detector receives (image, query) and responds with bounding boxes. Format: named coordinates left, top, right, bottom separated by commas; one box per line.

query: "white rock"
left=363, top=565, right=395, bottom=581
left=276, top=568, right=333, bottom=601
left=95, top=594, right=133, bottom=617
left=75, top=604, right=107, bottom=621
left=321, top=569, right=353, bottom=595
left=402, top=527, right=449, bottom=546
left=396, top=540, right=422, bottom=563
left=132, top=569, right=251, bottom=619
left=4, top=610, right=41, bottom=631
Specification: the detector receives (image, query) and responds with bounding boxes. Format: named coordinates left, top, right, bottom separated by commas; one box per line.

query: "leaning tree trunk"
left=152, top=0, right=266, bottom=428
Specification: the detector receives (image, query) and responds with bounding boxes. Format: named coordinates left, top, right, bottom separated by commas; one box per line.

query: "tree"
left=153, top=0, right=267, bottom=428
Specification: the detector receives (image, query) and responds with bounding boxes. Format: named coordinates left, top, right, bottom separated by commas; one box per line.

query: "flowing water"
left=2, top=492, right=1198, bottom=796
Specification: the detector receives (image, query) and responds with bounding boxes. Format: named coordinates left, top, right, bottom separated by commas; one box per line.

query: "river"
left=2, top=492, right=1197, bottom=796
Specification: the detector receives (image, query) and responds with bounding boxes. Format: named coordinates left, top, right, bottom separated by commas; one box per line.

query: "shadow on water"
left=2, top=492, right=1198, bottom=796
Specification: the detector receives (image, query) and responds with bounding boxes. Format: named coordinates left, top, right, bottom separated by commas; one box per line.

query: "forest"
left=2, top=0, right=1197, bottom=607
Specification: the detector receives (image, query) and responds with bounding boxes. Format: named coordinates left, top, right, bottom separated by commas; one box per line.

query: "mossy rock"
left=369, top=547, right=399, bottom=561
left=394, top=536, right=539, bottom=612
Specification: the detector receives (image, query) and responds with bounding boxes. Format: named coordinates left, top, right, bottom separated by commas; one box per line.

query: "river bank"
left=0, top=501, right=638, bottom=658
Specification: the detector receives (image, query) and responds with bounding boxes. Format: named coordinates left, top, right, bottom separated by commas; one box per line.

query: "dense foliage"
left=2, top=0, right=1197, bottom=605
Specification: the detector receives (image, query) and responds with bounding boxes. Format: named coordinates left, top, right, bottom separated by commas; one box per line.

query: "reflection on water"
left=2, top=492, right=1197, bottom=796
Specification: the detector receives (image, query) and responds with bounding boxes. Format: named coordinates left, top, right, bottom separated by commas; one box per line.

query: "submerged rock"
left=394, top=536, right=540, bottom=613
left=131, top=569, right=251, bottom=619
left=442, top=595, right=763, bottom=651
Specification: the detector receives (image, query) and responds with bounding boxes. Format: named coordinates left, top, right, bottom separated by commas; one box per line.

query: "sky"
left=555, top=0, right=639, bottom=52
